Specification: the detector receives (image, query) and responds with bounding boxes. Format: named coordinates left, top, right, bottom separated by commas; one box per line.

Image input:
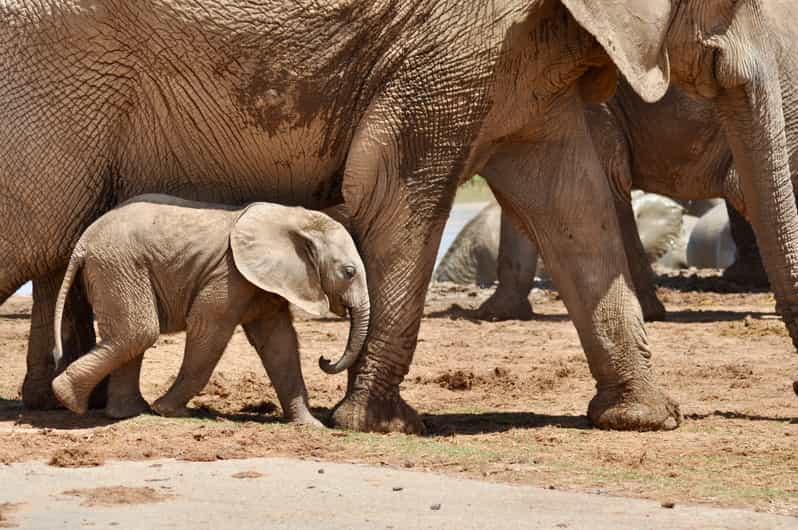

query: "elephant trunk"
left=718, top=84, right=798, bottom=351
left=319, top=297, right=370, bottom=374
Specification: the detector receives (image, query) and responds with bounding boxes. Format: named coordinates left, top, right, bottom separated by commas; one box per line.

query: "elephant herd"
left=1, top=1, right=798, bottom=434
left=434, top=194, right=753, bottom=321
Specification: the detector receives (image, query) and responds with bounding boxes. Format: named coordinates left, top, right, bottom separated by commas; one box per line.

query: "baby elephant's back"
left=82, top=194, right=238, bottom=252
left=77, top=194, right=242, bottom=330
left=78, top=194, right=239, bottom=282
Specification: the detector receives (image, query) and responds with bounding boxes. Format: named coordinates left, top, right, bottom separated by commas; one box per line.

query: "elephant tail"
left=53, top=245, right=86, bottom=371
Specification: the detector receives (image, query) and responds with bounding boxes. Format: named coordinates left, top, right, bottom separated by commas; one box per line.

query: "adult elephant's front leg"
left=483, top=110, right=680, bottom=431
left=22, top=270, right=102, bottom=409
left=329, top=107, right=469, bottom=434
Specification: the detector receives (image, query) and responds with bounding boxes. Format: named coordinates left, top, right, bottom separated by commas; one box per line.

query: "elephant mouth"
left=329, top=298, right=348, bottom=318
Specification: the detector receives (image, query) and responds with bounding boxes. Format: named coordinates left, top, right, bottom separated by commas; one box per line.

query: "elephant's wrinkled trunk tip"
left=319, top=300, right=369, bottom=375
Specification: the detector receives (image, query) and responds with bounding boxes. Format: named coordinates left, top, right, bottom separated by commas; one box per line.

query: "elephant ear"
left=561, top=0, right=673, bottom=103
left=230, top=204, right=329, bottom=316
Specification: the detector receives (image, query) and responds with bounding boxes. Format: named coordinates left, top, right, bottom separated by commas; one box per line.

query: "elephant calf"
left=51, top=194, right=370, bottom=424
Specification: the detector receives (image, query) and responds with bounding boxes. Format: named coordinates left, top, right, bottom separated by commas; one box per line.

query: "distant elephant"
left=434, top=192, right=684, bottom=291
left=51, top=195, right=369, bottom=423
left=686, top=203, right=737, bottom=269
left=4, top=1, right=798, bottom=434
left=658, top=214, right=699, bottom=270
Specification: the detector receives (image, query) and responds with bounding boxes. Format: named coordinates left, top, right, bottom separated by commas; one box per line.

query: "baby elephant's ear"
left=230, top=204, right=330, bottom=316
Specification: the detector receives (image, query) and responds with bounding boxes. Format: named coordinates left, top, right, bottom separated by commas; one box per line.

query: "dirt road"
left=2, top=457, right=795, bottom=529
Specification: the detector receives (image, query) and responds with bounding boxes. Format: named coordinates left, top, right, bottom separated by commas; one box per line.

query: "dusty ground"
left=1, top=271, right=797, bottom=517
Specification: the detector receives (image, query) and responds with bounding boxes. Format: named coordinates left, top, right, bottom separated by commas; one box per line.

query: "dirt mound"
left=61, top=486, right=171, bottom=507
left=232, top=471, right=263, bottom=479
left=0, top=503, right=22, bottom=528
left=433, top=370, right=474, bottom=390
left=48, top=447, right=103, bottom=468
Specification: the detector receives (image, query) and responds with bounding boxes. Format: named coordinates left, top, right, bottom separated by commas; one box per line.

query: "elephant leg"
left=51, top=277, right=159, bottom=415
left=329, top=96, right=471, bottom=434
left=722, top=200, right=769, bottom=287
left=150, top=320, right=235, bottom=418
left=104, top=356, right=149, bottom=419
left=477, top=211, right=537, bottom=321
left=52, top=331, right=157, bottom=416
left=483, top=101, right=680, bottom=431
left=243, top=310, right=322, bottom=427
left=22, top=269, right=101, bottom=409
left=614, top=192, right=666, bottom=321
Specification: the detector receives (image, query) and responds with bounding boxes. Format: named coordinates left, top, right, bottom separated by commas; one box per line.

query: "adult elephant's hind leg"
left=484, top=122, right=680, bottom=431
left=477, top=211, right=537, bottom=321
left=23, top=269, right=100, bottom=409
left=614, top=192, right=666, bottom=321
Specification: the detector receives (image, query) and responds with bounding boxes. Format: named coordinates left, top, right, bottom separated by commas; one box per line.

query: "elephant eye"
left=342, top=265, right=356, bottom=279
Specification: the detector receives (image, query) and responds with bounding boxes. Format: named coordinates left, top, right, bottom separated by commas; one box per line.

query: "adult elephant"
left=0, top=0, right=790, bottom=434
left=482, top=44, right=798, bottom=329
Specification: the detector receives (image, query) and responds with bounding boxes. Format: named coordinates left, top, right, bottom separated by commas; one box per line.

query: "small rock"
left=392, top=487, right=403, bottom=492
left=430, top=504, right=441, bottom=511
left=403, top=461, right=415, bottom=468
left=661, top=501, right=675, bottom=509
left=547, top=485, right=556, bottom=490
left=317, top=469, right=325, bottom=474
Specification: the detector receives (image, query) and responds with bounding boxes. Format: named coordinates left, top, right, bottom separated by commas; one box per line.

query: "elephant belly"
left=117, top=107, right=349, bottom=211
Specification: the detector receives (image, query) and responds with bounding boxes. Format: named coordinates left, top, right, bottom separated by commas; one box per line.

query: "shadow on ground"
left=425, top=304, right=570, bottom=323
left=664, top=310, right=775, bottom=323
left=685, top=410, right=798, bottom=424
left=655, top=274, right=769, bottom=293
left=422, top=411, right=591, bottom=435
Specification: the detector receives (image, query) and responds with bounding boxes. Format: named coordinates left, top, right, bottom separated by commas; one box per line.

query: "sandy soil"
left=1, top=272, right=797, bottom=516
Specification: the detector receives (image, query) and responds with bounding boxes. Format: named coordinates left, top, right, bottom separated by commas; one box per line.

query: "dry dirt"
left=1, top=272, right=797, bottom=516
left=0, top=503, right=22, bottom=529
left=59, top=486, right=172, bottom=507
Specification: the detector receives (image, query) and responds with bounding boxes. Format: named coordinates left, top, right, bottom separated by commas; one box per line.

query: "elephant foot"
left=105, top=395, right=150, bottom=419
left=476, top=291, right=534, bottom=321
left=289, top=413, right=325, bottom=429
left=150, top=399, right=191, bottom=418
left=639, top=292, right=666, bottom=322
left=588, top=384, right=681, bottom=431
left=21, top=378, right=62, bottom=410
left=331, top=391, right=425, bottom=434
left=51, top=373, right=89, bottom=415
left=722, top=260, right=769, bottom=288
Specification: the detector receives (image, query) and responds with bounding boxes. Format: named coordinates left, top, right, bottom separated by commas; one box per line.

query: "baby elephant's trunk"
left=319, top=298, right=370, bottom=374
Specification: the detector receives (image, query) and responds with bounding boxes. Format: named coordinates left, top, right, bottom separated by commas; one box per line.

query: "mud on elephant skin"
left=51, top=195, right=369, bottom=424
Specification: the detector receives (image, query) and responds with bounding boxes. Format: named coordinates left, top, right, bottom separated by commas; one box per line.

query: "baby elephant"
left=51, top=194, right=369, bottom=425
